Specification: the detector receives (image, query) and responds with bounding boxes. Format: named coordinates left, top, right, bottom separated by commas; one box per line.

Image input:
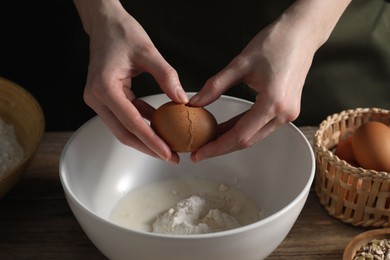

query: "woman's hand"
left=74, top=0, right=188, bottom=164
left=189, top=0, right=351, bottom=162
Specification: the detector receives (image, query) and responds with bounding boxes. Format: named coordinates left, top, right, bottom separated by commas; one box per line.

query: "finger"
left=190, top=100, right=276, bottom=162
left=189, top=55, right=250, bottom=106
left=216, top=111, right=246, bottom=136
left=95, top=103, right=180, bottom=164
left=94, top=103, right=158, bottom=157
left=118, top=79, right=155, bottom=121
left=139, top=49, right=188, bottom=104
left=95, top=79, right=174, bottom=161
left=132, top=98, right=156, bottom=121
left=191, top=115, right=281, bottom=163
left=131, top=98, right=181, bottom=163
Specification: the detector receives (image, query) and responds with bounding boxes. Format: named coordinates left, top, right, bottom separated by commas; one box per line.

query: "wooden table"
left=0, top=127, right=371, bottom=259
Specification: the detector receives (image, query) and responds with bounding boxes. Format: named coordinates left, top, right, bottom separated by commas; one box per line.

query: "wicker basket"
left=314, top=107, right=390, bottom=227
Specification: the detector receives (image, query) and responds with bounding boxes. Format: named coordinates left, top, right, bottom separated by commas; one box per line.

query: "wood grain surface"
left=0, top=128, right=371, bottom=260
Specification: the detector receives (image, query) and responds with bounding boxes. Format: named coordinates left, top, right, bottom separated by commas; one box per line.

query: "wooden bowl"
left=0, top=77, right=45, bottom=199
left=343, top=228, right=390, bottom=260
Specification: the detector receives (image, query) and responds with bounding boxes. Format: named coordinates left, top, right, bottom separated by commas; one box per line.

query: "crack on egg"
left=186, top=110, right=194, bottom=152
left=151, top=101, right=217, bottom=152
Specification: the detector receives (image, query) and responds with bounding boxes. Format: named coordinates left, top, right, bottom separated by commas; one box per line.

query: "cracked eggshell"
left=151, top=101, right=218, bottom=152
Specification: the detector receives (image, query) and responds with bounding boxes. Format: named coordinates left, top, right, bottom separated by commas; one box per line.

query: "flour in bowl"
left=109, top=178, right=263, bottom=234
left=0, top=117, right=24, bottom=175
left=152, top=194, right=240, bottom=234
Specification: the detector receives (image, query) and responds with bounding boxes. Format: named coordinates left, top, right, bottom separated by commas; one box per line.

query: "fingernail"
left=168, top=158, right=179, bottom=165
left=176, top=87, right=188, bottom=104
left=189, top=94, right=200, bottom=105
left=190, top=152, right=200, bottom=163
left=156, top=149, right=171, bottom=162
left=168, top=154, right=180, bottom=165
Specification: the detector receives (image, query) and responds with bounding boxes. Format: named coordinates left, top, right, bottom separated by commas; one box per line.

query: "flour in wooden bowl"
left=0, top=117, right=24, bottom=175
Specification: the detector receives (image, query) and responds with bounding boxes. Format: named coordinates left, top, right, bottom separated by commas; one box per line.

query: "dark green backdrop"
left=1, top=1, right=388, bottom=131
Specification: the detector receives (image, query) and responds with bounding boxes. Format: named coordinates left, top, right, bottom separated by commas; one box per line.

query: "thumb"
left=189, top=58, right=246, bottom=107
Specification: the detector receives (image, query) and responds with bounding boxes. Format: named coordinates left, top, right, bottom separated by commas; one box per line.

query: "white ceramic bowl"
left=60, top=94, right=315, bottom=260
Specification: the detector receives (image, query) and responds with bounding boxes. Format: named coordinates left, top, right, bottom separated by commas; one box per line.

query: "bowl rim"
left=59, top=94, right=315, bottom=239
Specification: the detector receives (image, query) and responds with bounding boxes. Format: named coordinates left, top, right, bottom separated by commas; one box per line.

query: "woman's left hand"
left=189, top=0, right=351, bottom=162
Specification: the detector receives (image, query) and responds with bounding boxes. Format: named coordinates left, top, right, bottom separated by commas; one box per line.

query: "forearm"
left=73, top=0, right=126, bottom=36
left=278, top=0, right=352, bottom=50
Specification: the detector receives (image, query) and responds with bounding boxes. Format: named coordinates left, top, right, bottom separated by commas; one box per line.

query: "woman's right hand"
left=73, top=0, right=188, bottom=164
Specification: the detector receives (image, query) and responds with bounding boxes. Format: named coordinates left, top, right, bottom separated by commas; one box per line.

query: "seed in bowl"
left=353, top=238, right=390, bottom=260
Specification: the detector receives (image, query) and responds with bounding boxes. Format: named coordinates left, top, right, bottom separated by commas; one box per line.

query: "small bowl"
left=0, top=77, right=45, bottom=198
left=60, top=93, right=315, bottom=260
left=343, top=228, right=390, bottom=260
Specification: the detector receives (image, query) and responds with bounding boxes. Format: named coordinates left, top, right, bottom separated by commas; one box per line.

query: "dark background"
left=1, top=1, right=389, bottom=132
left=0, top=1, right=92, bottom=131
left=0, top=1, right=270, bottom=132
left=0, top=1, right=255, bottom=131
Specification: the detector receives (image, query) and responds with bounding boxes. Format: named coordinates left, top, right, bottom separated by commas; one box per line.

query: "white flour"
left=0, top=117, right=24, bottom=175
left=109, top=178, right=262, bottom=234
left=152, top=194, right=240, bottom=235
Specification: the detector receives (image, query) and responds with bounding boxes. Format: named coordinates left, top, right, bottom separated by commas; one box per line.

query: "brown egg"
left=335, top=135, right=357, bottom=165
left=351, top=121, right=390, bottom=172
left=151, top=101, right=218, bottom=152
